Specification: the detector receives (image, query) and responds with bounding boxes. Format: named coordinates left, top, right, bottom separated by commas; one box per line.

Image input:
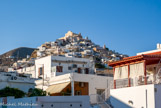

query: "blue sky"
left=0, top=0, right=161, bottom=56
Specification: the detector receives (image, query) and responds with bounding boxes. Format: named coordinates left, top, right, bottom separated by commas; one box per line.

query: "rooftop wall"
left=110, top=84, right=155, bottom=108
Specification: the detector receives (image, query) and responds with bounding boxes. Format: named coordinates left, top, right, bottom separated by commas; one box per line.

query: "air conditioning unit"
left=11, top=76, right=17, bottom=80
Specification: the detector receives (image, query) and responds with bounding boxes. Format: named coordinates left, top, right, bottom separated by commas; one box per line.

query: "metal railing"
left=90, top=94, right=111, bottom=108
left=110, top=79, right=129, bottom=89
left=110, top=75, right=156, bottom=89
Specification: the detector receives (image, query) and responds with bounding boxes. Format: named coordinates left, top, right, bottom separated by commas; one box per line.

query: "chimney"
left=157, top=43, right=161, bottom=49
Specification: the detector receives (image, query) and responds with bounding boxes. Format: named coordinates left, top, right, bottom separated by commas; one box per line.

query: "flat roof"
left=108, top=54, right=161, bottom=67
left=137, top=49, right=161, bottom=55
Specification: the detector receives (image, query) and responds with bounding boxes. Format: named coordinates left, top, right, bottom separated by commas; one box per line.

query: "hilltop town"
left=16, top=31, right=127, bottom=69
left=33, top=31, right=128, bottom=61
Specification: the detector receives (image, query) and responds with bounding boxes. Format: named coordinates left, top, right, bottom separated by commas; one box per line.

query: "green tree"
left=106, top=47, right=109, bottom=51
left=95, top=63, right=106, bottom=69
left=27, top=88, right=47, bottom=97
left=0, top=87, right=25, bottom=98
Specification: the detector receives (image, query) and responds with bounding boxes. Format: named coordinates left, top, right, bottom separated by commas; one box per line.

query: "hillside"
left=0, top=47, right=36, bottom=59
left=0, top=47, right=35, bottom=71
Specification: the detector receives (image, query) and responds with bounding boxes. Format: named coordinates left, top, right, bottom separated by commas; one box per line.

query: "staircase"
left=90, top=92, right=112, bottom=108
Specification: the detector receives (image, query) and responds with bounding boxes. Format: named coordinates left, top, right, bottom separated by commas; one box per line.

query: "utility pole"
left=41, top=64, right=44, bottom=90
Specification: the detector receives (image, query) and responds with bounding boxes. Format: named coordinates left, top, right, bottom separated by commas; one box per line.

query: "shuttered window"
left=78, top=68, right=81, bottom=73
left=38, top=67, right=44, bottom=76
left=56, top=66, right=63, bottom=72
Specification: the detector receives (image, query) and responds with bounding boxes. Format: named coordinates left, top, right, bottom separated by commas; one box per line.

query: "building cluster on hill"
left=10, top=31, right=128, bottom=76
left=34, top=31, right=128, bottom=67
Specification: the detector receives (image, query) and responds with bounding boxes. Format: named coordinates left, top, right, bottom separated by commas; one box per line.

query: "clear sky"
left=0, top=0, right=161, bottom=56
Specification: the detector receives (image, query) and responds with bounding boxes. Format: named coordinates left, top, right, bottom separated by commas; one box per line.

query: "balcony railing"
left=111, top=75, right=155, bottom=89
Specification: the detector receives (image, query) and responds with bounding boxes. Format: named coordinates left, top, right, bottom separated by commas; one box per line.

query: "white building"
left=65, top=52, right=82, bottom=58
left=0, top=72, right=35, bottom=93
left=38, top=46, right=46, bottom=52
left=32, top=55, right=113, bottom=104
left=16, top=66, right=36, bottom=78
left=35, top=55, right=95, bottom=79
left=108, top=44, right=161, bottom=108
left=84, top=50, right=93, bottom=56
left=110, top=84, right=161, bottom=108
left=16, top=55, right=94, bottom=79
left=137, top=43, right=161, bottom=55
left=35, top=73, right=112, bottom=104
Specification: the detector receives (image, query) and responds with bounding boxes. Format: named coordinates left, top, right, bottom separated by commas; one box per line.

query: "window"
left=68, top=66, right=72, bottom=70
left=73, top=64, right=77, bottom=68
left=85, top=68, right=89, bottom=74
left=38, top=67, right=43, bottom=76
left=78, top=68, right=81, bottom=73
left=56, top=66, right=63, bottom=72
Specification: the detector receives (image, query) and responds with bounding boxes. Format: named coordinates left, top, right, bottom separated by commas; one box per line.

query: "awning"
left=46, top=82, right=70, bottom=94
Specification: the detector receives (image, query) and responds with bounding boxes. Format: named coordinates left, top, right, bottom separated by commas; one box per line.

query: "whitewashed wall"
left=154, top=84, right=161, bottom=108
left=16, top=66, right=36, bottom=78
left=35, top=56, right=52, bottom=79
left=0, top=78, right=35, bottom=93
left=0, top=96, right=90, bottom=108
left=110, top=84, right=155, bottom=108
